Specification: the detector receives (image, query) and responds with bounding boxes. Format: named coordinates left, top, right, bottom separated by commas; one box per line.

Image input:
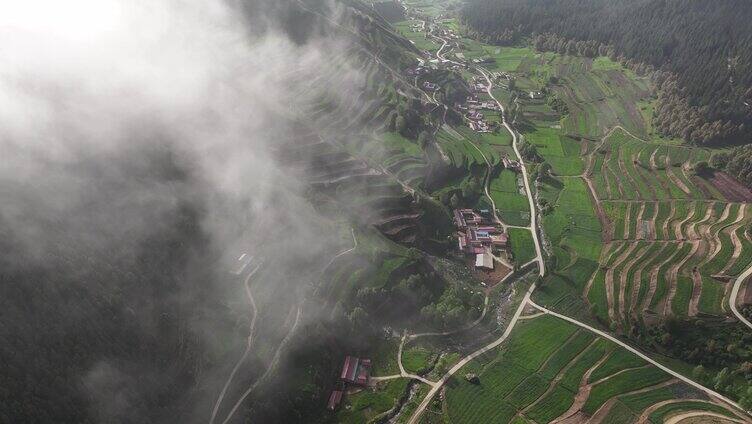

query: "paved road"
left=407, top=283, right=537, bottom=424
left=528, top=300, right=747, bottom=414
left=477, top=67, right=545, bottom=277
left=730, top=264, right=752, bottom=330
left=397, top=332, right=438, bottom=386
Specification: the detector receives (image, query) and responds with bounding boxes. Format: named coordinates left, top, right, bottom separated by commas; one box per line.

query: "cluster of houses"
left=453, top=209, right=508, bottom=271
left=502, top=156, right=522, bottom=172
left=471, top=79, right=488, bottom=93
left=459, top=94, right=499, bottom=133
left=327, top=356, right=372, bottom=411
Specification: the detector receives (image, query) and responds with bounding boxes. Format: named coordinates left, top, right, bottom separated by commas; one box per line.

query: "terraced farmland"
left=583, top=127, right=752, bottom=326
left=441, top=315, right=742, bottom=423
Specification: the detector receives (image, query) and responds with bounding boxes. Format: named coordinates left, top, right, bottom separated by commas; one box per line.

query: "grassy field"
left=402, top=345, right=436, bottom=374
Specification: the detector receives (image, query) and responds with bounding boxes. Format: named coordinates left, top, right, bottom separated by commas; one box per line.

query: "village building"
left=326, top=357, right=372, bottom=412
left=475, top=252, right=494, bottom=270
left=467, top=110, right=483, bottom=121
left=454, top=209, right=508, bottom=254
left=340, top=356, right=371, bottom=386
left=469, top=120, right=490, bottom=132
left=529, top=91, right=544, bottom=99
left=479, top=101, right=499, bottom=110
left=423, top=81, right=439, bottom=90
left=502, top=156, right=522, bottom=171
left=327, top=389, right=343, bottom=411
left=472, top=83, right=487, bottom=92
left=405, top=65, right=428, bottom=76
left=454, top=208, right=483, bottom=228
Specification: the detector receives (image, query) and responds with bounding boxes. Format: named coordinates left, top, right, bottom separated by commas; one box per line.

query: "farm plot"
left=489, top=170, right=531, bottom=227
left=584, top=198, right=752, bottom=326
left=550, top=56, right=650, bottom=139
left=443, top=315, right=737, bottom=423
left=509, top=227, right=536, bottom=265
left=522, top=126, right=583, bottom=176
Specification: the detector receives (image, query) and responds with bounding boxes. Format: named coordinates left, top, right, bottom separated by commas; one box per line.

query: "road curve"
left=209, top=264, right=261, bottom=424
left=397, top=332, right=438, bottom=386
left=528, top=300, right=748, bottom=415
left=730, top=264, right=752, bottom=330
left=406, top=283, right=538, bottom=424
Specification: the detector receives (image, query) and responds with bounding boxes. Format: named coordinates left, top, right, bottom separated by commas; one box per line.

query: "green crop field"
left=647, top=401, right=738, bottom=423
left=588, top=349, right=647, bottom=383
left=509, top=227, right=536, bottom=265
left=523, top=127, right=583, bottom=176
left=440, top=313, right=720, bottom=423
left=490, top=170, right=531, bottom=226
left=582, top=366, right=671, bottom=414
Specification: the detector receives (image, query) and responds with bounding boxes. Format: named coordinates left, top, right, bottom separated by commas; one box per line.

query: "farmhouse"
left=469, top=120, right=490, bottom=133
left=467, top=111, right=483, bottom=121
left=475, top=252, right=494, bottom=270
left=502, top=156, right=522, bottom=171
left=327, top=390, right=343, bottom=411
left=423, top=81, right=439, bottom=90
left=472, top=83, right=487, bottom=92
left=529, top=91, right=544, bottom=99
left=454, top=209, right=508, bottom=255
left=340, top=356, right=371, bottom=386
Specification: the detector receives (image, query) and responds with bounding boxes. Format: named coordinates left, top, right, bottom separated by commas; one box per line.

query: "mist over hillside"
left=0, top=0, right=374, bottom=422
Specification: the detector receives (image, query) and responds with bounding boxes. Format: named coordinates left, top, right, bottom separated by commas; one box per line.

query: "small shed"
left=475, top=253, right=494, bottom=270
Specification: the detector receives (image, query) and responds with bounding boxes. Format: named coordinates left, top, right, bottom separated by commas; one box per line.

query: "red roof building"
left=340, top=356, right=371, bottom=386
left=454, top=209, right=508, bottom=253
left=327, top=390, right=343, bottom=411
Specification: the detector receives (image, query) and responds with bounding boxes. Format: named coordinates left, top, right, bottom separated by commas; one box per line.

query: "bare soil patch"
left=707, top=171, right=752, bottom=203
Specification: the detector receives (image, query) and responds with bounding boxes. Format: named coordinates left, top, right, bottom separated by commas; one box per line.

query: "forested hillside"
left=712, top=146, right=752, bottom=189
left=461, top=0, right=752, bottom=146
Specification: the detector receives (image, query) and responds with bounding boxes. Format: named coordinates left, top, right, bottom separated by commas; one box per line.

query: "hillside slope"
left=461, top=0, right=752, bottom=146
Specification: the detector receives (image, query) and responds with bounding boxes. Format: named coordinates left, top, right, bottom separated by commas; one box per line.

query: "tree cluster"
left=711, top=145, right=752, bottom=189
left=420, top=284, right=483, bottom=329
left=461, top=0, right=752, bottom=145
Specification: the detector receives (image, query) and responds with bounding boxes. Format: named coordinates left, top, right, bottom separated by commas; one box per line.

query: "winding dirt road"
left=209, top=264, right=261, bottom=424
left=730, top=266, right=752, bottom=330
